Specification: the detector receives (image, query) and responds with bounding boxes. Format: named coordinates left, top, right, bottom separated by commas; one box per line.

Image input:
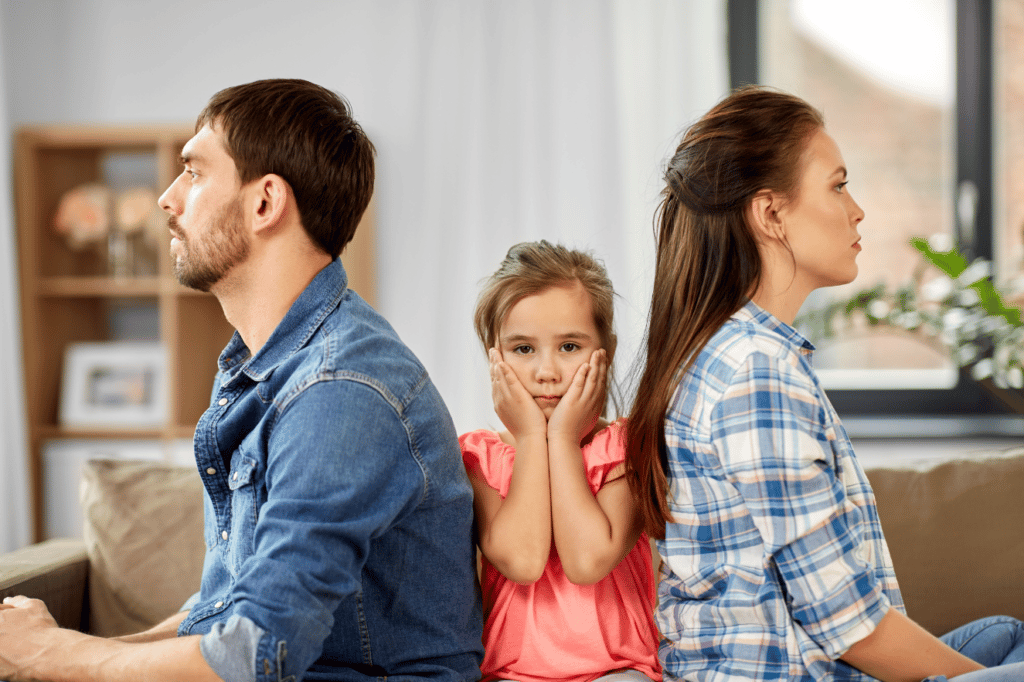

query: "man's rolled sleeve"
left=200, top=615, right=267, bottom=682
left=713, top=351, right=891, bottom=659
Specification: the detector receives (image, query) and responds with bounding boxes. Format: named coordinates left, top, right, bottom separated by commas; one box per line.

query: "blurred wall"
left=1, top=0, right=728, bottom=434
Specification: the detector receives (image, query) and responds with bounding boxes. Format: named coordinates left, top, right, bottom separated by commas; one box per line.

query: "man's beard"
left=169, top=199, right=250, bottom=292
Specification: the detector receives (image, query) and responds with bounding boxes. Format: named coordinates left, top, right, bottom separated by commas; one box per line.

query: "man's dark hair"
left=197, top=78, right=375, bottom=258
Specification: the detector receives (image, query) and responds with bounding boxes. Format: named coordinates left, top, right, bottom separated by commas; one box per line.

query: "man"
left=0, top=79, right=483, bottom=682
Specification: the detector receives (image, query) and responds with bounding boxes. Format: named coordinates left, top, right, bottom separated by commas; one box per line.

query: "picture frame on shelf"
left=60, top=341, right=168, bottom=429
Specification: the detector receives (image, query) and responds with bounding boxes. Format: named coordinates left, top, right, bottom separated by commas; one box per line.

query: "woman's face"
left=778, top=128, right=865, bottom=293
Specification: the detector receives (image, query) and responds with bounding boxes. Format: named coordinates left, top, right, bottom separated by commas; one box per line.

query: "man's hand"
left=0, top=595, right=62, bottom=681
left=0, top=596, right=220, bottom=682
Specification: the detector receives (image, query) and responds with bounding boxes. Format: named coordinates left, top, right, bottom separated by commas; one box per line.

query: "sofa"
left=2, top=446, right=1023, bottom=639
left=0, top=459, right=205, bottom=636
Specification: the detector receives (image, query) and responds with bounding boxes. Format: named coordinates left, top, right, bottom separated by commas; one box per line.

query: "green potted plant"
left=797, top=237, right=1023, bottom=413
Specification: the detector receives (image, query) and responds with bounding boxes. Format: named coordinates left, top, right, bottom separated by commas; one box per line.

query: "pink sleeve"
left=584, top=419, right=629, bottom=494
left=459, top=429, right=514, bottom=497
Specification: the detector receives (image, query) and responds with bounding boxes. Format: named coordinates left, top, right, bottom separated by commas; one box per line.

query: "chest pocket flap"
left=228, top=456, right=257, bottom=490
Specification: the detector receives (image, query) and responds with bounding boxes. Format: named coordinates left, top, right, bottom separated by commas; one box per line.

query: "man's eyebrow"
left=179, top=151, right=203, bottom=165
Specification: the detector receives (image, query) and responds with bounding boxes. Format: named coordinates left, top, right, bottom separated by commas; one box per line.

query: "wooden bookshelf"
left=14, top=125, right=376, bottom=541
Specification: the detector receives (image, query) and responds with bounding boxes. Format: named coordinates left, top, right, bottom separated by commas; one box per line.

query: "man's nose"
left=158, top=175, right=184, bottom=215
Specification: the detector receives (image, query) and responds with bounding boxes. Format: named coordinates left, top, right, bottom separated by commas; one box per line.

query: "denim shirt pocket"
left=228, top=453, right=260, bottom=575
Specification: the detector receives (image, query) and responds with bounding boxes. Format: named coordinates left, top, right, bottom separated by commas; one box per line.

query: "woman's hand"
left=547, top=349, right=607, bottom=445
left=489, top=348, right=548, bottom=441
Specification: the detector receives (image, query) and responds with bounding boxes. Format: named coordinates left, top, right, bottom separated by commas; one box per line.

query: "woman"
left=625, top=85, right=1024, bottom=681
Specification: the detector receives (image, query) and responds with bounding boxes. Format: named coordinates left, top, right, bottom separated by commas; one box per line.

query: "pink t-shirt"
left=460, top=420, right=661, bottom=682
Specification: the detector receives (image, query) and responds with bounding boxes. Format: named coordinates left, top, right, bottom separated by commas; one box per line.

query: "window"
left=729, top=0, right=1021, bottom=428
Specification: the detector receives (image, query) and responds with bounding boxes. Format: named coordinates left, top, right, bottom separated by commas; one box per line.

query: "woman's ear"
left=249, top=174, right=291, bottom=235
left=746, top=189, right=786, bottom=243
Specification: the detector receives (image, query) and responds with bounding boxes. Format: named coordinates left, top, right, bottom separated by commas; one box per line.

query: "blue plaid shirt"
left=657, top=301, right=904, bottom=681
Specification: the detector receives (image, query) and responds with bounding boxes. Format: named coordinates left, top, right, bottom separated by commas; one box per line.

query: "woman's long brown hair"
left=625, top=86, right=824, bottom=539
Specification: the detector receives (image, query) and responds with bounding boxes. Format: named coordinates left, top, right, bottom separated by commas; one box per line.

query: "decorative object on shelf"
left=53, top=183, right=165, bottom=277
left=111, top=187, right=162, bottom=277
left=60, top=341, right=168, bottom=429
left=796, top=236, right=1024, bottom=413
left=53, top=183, right=112, bottom=249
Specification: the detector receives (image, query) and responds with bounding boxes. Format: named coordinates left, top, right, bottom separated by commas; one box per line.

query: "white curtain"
left=375, top=0, right=729, bottom=433
left=0, top=0, right=728, bottom=548
left=0, top=38, right=31, bottom=553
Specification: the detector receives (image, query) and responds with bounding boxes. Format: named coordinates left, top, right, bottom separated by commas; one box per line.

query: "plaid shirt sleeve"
left=709, top=349, right=890, bottom=659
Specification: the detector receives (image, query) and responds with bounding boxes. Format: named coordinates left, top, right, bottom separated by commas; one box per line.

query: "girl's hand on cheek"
left=547, top=349, right=607, bottom=444
left=489, top=348, right=548, bottom=440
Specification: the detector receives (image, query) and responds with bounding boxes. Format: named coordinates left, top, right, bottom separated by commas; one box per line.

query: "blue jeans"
left=924, top=616, right=1024, bottom=681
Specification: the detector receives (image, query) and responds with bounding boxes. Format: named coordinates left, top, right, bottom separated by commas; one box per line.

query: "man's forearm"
left=113, top=610, right=189, bottom=643
left=27, top=629, right=222, bottom=682
left=1, top=597, right=221, bottom=682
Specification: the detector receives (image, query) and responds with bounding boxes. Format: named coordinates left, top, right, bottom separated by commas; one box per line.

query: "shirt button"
left=221, top=531, right=229, bottom=541
left=215, top=601, right=224, bottom=608
left=206, top=467, right=217, bottom=475
left=218, top=398, right=228, bottom=406
left=232, top=472, right=239, bottom=481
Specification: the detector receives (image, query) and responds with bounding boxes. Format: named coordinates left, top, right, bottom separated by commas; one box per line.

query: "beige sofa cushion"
left=865, top=447, right=1024, bottom=636
left=80, top=459, right=205, bottom=637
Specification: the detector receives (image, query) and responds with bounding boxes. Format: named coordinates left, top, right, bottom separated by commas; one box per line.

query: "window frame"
left=727, top=0, right=1019, bottom=428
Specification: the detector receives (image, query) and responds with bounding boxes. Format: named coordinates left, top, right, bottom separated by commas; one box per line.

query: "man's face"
left=158, top=125, right=251, bottom=292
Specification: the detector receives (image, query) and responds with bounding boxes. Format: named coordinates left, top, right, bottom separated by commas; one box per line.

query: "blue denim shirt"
left=178, top=259, right=483, bottom=682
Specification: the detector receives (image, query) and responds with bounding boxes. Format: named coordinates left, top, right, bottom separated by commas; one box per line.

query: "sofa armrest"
left=0, top=538, right=89, bottom=631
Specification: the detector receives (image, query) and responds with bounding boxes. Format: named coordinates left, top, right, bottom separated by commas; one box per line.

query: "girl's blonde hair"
left=474, top=240, right=619, bottom=411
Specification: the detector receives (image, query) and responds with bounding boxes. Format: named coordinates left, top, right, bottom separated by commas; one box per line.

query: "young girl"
left=461, top=241, right=661, bottom=682
left=625, top=86, right=1024, bottom=682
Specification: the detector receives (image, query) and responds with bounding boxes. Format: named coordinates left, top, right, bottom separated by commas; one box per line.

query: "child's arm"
left=547, top=350, right=643, bottom=585
left=471, top=349, right=552, bottom=585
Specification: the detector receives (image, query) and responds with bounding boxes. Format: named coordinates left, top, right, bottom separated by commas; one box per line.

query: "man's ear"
left=249, top=174, right=291, bottom=235
left=746, top=189, right=786, bottom=243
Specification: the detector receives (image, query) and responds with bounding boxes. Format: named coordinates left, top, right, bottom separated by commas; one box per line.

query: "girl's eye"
left=835, top=181, right=848, bottom=193
left=560, top=342, right=580, bottom=353
left=511, top=345, right=533, bottom=355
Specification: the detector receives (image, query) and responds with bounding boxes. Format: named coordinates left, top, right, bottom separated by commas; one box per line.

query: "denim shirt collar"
left=218, top=258, right=348, bottom=382
left=732, top=299, right=816, bottom=356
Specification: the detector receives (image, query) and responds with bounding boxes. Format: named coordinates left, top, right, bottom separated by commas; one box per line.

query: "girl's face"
left=778, top=128, right=866, bottom=293
left=498, top=282, right=603, bottom=419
